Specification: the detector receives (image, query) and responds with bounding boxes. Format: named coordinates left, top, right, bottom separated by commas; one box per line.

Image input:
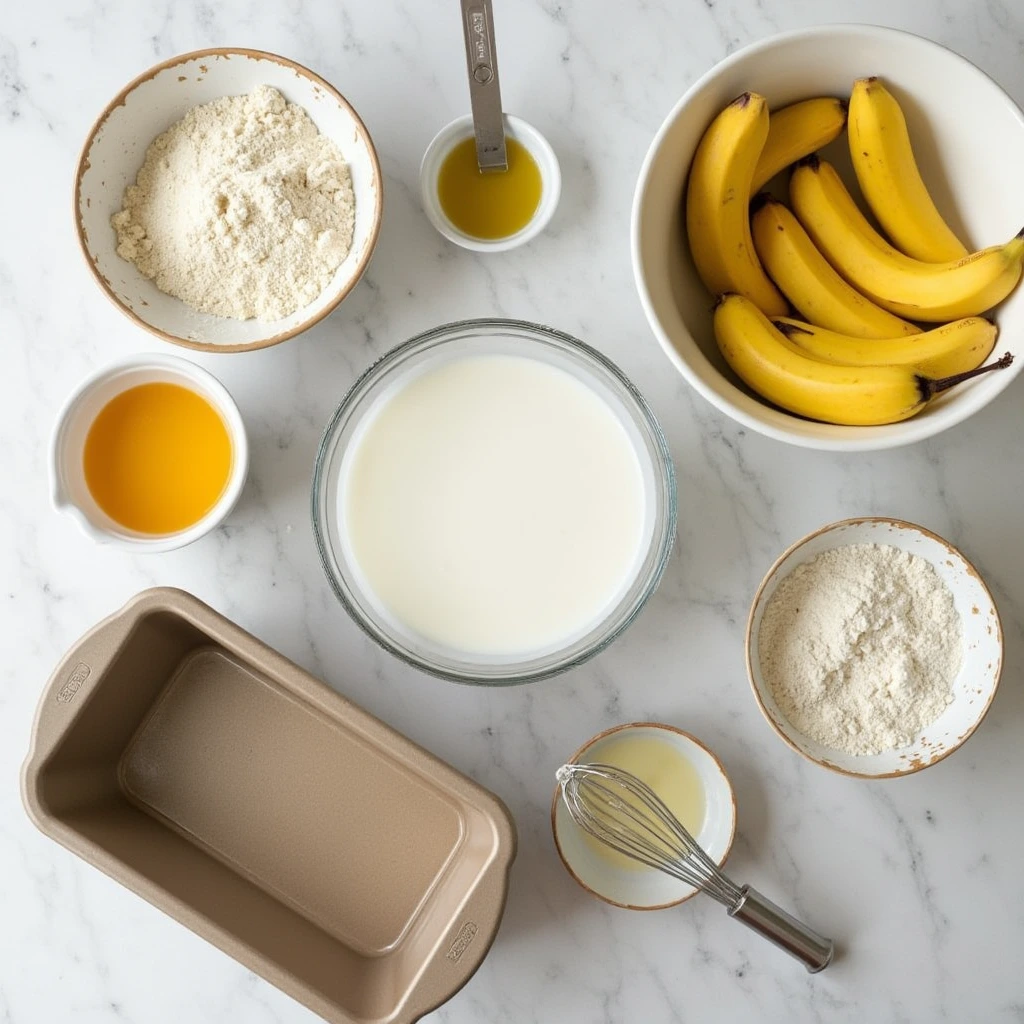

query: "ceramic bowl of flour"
left=75, top=48, right=383, bottom=352
left=746, top=518, right=1003, bottom=778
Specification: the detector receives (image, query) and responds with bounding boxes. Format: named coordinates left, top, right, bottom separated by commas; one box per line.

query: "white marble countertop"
left=3, top=1, right=1024, bottom=1021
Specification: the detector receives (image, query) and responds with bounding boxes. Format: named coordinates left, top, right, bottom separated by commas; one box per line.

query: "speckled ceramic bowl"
left=75, top=48, right=383, bottom=352
left=746, top=518, right=1003, bottom=778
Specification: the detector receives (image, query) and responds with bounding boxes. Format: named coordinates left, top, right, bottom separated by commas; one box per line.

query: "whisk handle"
left=728, top=886, right=834, bottom=973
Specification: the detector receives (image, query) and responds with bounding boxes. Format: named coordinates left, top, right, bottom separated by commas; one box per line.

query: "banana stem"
left=920, top=351, right=1015, bottom=399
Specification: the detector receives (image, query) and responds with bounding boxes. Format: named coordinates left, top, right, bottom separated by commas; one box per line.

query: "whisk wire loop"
left=558, top=762, right=742, bottom=906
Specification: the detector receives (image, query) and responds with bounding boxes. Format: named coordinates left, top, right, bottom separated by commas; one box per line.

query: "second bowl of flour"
left=746, top=518, right=1003, bottom=778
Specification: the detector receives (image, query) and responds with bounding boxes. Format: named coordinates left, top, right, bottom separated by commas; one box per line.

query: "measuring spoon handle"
left=460, top=0, right=507, bottom=171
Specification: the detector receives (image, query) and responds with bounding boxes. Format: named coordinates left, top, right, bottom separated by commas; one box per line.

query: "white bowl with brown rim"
left=75, top=48, right=383, bottom=352
left=746, top=518, right=1003, bottom=779
left=551, top=722, right=736, bottom=909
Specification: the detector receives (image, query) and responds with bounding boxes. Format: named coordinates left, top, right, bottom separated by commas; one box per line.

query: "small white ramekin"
left=50, top=354, right=249, bottom=552
left=420, top=114, right=561, bottom=252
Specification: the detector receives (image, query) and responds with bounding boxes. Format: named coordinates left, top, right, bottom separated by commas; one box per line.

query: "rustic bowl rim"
left=745, top=516, right=1004, bottom=779
left=74, top=46, right=383, bottom=353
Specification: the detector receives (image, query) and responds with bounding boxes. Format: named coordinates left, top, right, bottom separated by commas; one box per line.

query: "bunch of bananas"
left=685, top=79, right=1018, bottom=425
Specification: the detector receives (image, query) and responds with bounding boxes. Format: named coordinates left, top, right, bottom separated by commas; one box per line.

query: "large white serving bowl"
left=632, top=25, right=1024, bottom=451
left=746, top=518, right=1003, bottom=778
left=76, top=48, right=383, bottom=352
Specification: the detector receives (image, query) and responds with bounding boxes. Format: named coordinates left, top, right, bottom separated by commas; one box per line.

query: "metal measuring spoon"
left=460, top=0, right=507, bottom=171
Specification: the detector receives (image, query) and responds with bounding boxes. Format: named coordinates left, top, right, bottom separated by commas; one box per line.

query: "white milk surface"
left=340, top=354, right=647, bottom=656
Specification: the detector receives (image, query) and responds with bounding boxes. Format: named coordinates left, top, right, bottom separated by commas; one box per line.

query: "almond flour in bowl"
left=757, top=542, right=963, bottom=757
left=111, top=84, right=355, bottom=322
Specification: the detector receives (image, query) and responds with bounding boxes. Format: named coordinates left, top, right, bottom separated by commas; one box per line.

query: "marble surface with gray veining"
left=3, top=1, right=1024, bottom=1021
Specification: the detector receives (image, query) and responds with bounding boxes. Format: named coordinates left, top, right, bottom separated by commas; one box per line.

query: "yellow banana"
left=714, top=294, right=1012, bottom=426
left=685, top=93, right=788, bottom=316
left=772, top=316, right=997, bottom=378
left=848, top=77, right=968, bottom=262
left=750, top=196, right=920, bottom=338
left=750, top=96, right=848, bottom=195
left=789, top=157, right=1024, bottom=321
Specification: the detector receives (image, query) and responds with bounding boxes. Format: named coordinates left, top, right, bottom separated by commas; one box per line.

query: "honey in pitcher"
left=83, top=382, right=232, bottom=534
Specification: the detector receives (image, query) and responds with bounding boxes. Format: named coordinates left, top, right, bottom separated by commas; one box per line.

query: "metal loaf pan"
left=21, top=588, right=516, bottom=1024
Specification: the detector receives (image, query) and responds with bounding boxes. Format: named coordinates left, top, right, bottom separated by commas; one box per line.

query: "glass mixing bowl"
left=311, top=319, right=677, bottom=684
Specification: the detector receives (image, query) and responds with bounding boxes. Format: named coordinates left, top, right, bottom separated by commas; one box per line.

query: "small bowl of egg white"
left=551, top=722, right=736, bottom=909
left=746, top=517, right=1003, bottom=778
left=51, top=354, right=248, bottom=551
left=76, top=48, right=383, bottom=351
left=311, top=318, right=676, bottom=684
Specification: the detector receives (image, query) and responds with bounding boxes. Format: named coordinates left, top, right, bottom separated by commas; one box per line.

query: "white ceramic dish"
left=420, top=114, right=561, bottom=252
left=75, top=48, right=383, bottom=352
left=51, top=354, right=249, bottom=551
left=746, top=518, right=1003, bottom=778
left=551, top=723, right=736, bottom=909
left=632, top=25, right=1024, bottom=451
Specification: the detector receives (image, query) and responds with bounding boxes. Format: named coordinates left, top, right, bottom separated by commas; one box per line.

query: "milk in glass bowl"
left=311, top=319, right=676, bottom=684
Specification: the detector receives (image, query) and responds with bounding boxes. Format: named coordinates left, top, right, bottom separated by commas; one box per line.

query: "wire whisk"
left=557, top=761, right=834, bottom=972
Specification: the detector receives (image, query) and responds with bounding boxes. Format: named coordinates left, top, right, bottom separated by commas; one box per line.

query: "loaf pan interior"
left=24, top=593, right=514, bottom=1024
